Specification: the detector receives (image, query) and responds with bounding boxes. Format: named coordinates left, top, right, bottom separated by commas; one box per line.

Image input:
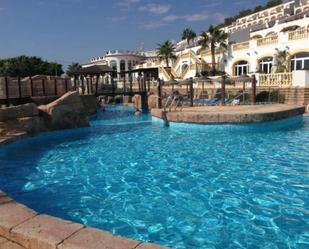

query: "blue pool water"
left=0, top=105, right=308, bottom=249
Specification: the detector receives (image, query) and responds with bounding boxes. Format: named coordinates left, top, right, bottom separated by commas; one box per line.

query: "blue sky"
left=0, top=0, right=267, bottom=67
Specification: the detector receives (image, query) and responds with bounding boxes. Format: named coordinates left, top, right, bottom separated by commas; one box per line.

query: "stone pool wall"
left=0, top=190, right=168, bottom=249
left=0, top=92, right=98, bottom=138
left=151, top=105, right=306, bottom=124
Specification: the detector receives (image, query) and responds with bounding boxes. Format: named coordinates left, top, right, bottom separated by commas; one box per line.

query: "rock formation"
left=38, top=91, right=90, bottom=130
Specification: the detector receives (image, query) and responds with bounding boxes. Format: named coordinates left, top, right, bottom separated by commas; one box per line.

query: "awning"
left=280, top=25, right=301, bottom=32
left=75, top=65, right=115, bottom=75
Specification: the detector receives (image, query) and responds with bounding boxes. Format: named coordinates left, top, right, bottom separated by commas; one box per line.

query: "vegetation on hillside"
left=218, top=0, right=283, bottom=28
left=0, top=56, right=63, bottom=77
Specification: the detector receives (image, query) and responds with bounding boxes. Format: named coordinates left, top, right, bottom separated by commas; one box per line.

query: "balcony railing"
left=257, top=35, right=278, bottom=46
left=259, top=73, right=292, bottom=87
left=288, top=28, right=309, bottom=41
left=232, top=41, right=250, bottom=51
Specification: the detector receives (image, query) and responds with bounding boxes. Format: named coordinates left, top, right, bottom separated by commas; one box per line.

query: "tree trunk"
left=211, top=42, right=216, bottom=72
left=166, top=57, right=169, bottom=67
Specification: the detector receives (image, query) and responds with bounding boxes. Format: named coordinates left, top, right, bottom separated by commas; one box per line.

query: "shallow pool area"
left=0, top=105, right=308, bottom=249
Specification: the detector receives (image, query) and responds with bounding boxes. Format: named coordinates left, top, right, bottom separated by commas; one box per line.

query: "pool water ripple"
left=0, top=105, right=308, bottom=249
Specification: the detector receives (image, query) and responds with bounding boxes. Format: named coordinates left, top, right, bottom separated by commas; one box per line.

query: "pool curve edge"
left=0, top=134, right=170, bottom=249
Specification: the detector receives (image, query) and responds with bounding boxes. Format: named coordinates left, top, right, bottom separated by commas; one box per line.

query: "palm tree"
left=156, top=40, right=176, bottom=67
left=275, top=50, right=288, bottom=73
left=66, top=62, right=82, bottom=77
left=181, top=28, right=197, bottom=46
left=199, top=25, right=228, bottom=72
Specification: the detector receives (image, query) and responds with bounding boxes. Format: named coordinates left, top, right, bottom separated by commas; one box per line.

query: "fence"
left=0, top=76, right=73, bottom=101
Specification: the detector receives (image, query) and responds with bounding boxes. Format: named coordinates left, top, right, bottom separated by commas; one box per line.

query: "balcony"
left=257, top=35, right=278, bottom=46
left=259, top=73, right=292, bottom=87
left=288, top=28, right=309, bottom=41
left=232, top=41, right=250, bottom=51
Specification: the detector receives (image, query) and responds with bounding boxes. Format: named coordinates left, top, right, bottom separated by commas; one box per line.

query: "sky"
left=0, top=0, right=268, bottom=67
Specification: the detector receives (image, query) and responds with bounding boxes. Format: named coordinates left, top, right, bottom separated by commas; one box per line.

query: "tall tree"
left=198, top=25, right=228, bottom=72
left=181, top=28, right=197, bottom=46
left=0, top=56, right=63, bottom=77
left=66, top=62, right=82, bottom=77
left=156, top=40, right=176, bottom=67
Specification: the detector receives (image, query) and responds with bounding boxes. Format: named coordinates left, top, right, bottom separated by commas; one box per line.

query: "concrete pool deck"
left=151, top=104, right=306, bottom=124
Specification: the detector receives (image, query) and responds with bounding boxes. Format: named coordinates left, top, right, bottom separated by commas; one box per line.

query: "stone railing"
left=288, top=28, right=309, bottom=41
left=259, top=72, right=292, bottom=87
left=171, top=67, right=181, bottom=78
left=133, top=64, right=144, bottom=69
left=159, top=67, right=172, bottom=80
left=257, top=35, right=278, bottom=47
left=134, top=61, right=161, bottom=70
left=232, top=41, right=250, bottom=51
left=181, top=66, right=189, bottom=78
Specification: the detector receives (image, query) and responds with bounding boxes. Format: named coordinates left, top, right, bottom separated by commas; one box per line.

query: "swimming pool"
left=0, top=106, right=308, bottom=248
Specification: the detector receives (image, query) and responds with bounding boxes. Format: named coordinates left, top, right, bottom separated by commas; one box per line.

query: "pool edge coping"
left=0, top=134, right=170, bottom=249
left=0, top=190, right=170, bottom=249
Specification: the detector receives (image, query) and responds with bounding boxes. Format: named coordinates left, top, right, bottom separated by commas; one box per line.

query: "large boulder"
left=0, top=103, right=45, bottom=135
left=80, top=95, right=98, bottom=115
left=0, top=117, right=45, bottom=135
left=0, top=103, right=38, bottom=122
left=38, top=91, right=89, bottom=130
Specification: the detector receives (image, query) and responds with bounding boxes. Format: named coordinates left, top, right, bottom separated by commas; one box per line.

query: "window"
left=259, top=57, right=273, bottom=74
left=290, top=52, right=309, bottom=71
left=234, top=61, right=249, bottom=76
left=120, top=60, right=126, bottom=71
left=110, top=60, right=117, bottom=71
left=128, top=61, right=132, bottom=70
left=181, top=64, right=188, bottom=73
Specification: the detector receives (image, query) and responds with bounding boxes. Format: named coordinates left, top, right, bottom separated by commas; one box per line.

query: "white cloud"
left=184, top=13, right=208, bottom=22
left=162, top=15, right=180, bottom=22
left=143, top=11, right=211, bottom=29
left=111, top=16, right=127, bottom=22
left=139, top=4, right=171, bottom=15
left=117, top=0, right=141, bottom=7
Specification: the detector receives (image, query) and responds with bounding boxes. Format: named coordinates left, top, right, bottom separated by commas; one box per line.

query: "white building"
left=136, top=0, right=309, bottom=88
left=84, top=0, right=309, bottom=88
left=83, top=50, right=156, bottom=81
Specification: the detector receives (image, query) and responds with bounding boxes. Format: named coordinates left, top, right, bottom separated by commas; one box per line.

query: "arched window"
left=234, top=61, right=249, bottom=76
left=110, top=60, right=117, bottom=71
left=181, top=64, right=188, bottom=73
left=259, top=57, right=273, bottom=74
left=295, top=9, right=302, bottom=14
left=290, top=52, right=309, bottom=71
left=266, top=31, right=276, bottom=37
left=251, top=35, right=263, bottom=39
left=120, top=60, right=126, bottom=71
